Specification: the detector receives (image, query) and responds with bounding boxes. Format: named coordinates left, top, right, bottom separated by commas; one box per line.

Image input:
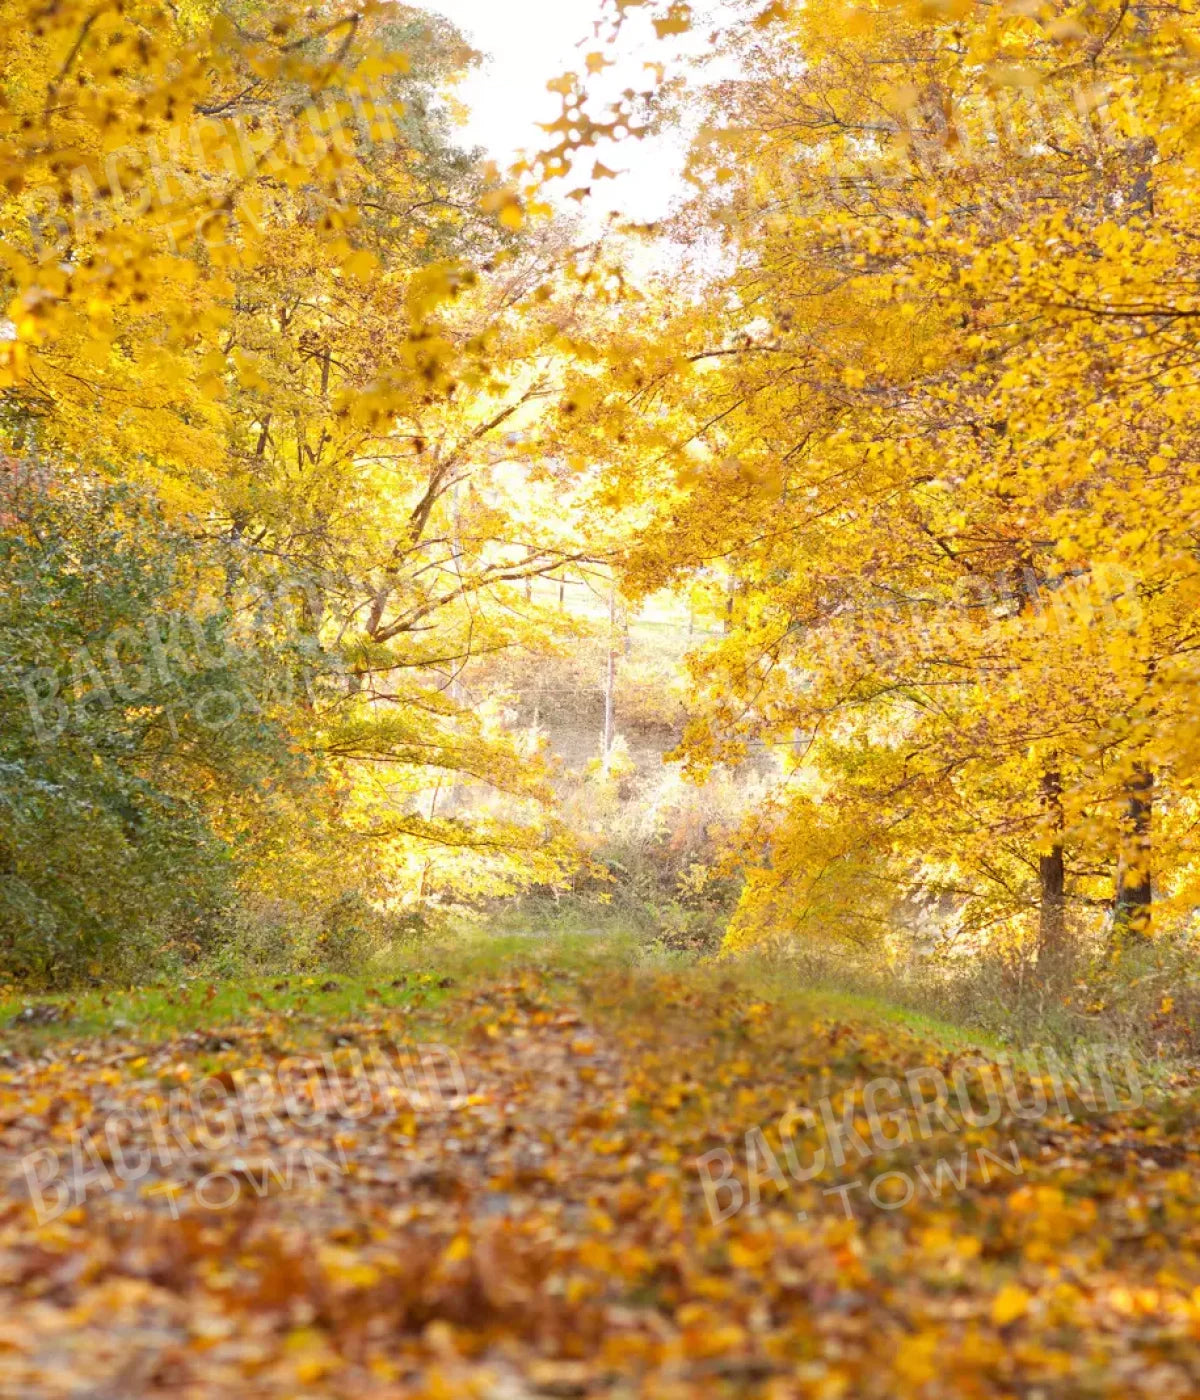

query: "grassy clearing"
left=0, top=928, right=994, bottom=1057
left=15, top=920, right=1173, bottom=1072
left=0, top=928, right=649, bottom=1050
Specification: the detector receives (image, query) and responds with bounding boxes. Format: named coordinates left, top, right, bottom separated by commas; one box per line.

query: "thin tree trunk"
left=1039, top=766, right=1066, bottom=954
left=1110, top=16, right=1155, bottom=945
left=1114, top=765, right=1153, bottom=940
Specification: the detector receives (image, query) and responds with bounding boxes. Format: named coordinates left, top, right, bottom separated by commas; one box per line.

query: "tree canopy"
left=6, top=0, right=1200, bottom=977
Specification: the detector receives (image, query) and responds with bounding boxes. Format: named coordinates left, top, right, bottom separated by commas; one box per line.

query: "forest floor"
left=2, top=943, right=1200, bottom=1398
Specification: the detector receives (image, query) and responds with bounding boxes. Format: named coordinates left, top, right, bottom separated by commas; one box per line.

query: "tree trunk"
left=1039, top=767, right=1066, bottom=954
left=1114, top=765, right=1153, bottom=941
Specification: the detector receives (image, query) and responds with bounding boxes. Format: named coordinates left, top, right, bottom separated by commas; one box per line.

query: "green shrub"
left=0, top=475, right=305, bottom=985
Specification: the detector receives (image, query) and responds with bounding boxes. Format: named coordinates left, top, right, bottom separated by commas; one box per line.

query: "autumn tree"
left=0, top=0, right=610, bottom=974
left=565, top=0, right=1200, bottom=957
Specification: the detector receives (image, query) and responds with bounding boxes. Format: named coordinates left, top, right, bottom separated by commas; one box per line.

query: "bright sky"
left=431, top=0, right=706, bottom=223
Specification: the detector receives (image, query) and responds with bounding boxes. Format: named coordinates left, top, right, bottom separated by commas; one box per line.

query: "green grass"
left=786, top=982, right=1007, bottom=1053
left=403, top=925, right=1009, bottom=1058
left=0, top=972, right=453, bottom=1049
left=0, top=925, right=648, bottom=1049
left=668, top=957, right=1006, bottom=1056
left=0, top=926, right=1013, bottom=1060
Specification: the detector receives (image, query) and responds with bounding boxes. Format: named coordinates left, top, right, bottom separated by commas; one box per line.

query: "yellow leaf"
left=992, top=1283, right=1031, bottom=1326
left=894, top=1333, right=938, bottom=1384
left=343, top=248, right=380, bottom=281
left=441, top=1233, right=471, bottom=1266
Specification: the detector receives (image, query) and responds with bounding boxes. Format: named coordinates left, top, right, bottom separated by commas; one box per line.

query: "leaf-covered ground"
left=2, top=960, right=1200, bottom=1398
